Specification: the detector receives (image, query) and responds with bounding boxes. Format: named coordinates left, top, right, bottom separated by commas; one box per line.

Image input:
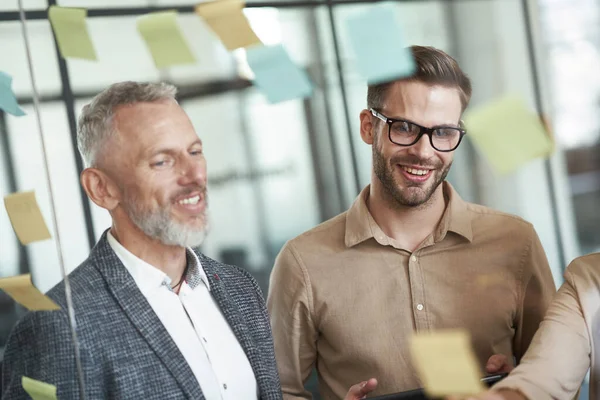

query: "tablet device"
left=366, top=373, right=508, bottom=400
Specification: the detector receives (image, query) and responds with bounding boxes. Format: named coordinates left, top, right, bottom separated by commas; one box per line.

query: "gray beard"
left=125, top=197, right=209, bottom=248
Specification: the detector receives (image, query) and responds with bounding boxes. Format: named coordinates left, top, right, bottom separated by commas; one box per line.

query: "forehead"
left=113, top=100, right=199, bottom=150
left=382, top=81, right=462, bottom=126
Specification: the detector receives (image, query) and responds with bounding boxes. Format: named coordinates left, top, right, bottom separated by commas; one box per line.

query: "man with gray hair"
left=1, top=81, right=377, bottom=400
left=2, top=81, right=280, bottom=400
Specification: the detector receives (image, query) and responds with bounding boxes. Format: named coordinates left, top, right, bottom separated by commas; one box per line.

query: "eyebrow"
left=389, top=115, right=461, bottom=129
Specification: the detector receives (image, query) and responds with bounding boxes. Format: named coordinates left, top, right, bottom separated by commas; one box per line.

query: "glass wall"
left=0, top=0, right=595, bottom=397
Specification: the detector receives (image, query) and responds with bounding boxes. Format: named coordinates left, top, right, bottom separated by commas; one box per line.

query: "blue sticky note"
left=345, top=2, right=415, bottom=84
left=246, top=44, right=313, bottom=104
left=0, top=72, right=25, bottom=117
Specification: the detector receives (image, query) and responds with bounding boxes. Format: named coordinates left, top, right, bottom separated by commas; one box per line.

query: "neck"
left=367, top=180, right=446, bottom=252
left=110, top=221, right=187, bottom=284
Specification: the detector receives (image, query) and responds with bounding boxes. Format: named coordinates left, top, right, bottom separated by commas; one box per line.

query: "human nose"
left=406, top=131, right=436, bottom=159
left=179, top=155, right=207, bottom=186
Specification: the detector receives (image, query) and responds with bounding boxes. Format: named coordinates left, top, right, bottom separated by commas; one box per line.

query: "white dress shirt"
left=107, top=232, right=258, bottom=400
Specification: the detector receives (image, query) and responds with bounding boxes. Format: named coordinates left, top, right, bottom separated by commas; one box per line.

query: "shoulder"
left=565, top=253, right=600, bottom=282
left=45, top=259, right=106, bottom=309
left=465, top=202, right=535, bottom=240
left=283, top=211, right=348, bottom=253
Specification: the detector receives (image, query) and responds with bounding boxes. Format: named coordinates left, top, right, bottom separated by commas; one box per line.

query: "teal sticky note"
left=0, top=72, right=26, bottom=117
left=344, top=2, right=415, bottom=84
left=246, top=44, right=313, bottom=104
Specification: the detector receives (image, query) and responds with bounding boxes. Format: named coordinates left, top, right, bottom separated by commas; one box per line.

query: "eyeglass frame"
left=369, top=108, right=467, bottom=152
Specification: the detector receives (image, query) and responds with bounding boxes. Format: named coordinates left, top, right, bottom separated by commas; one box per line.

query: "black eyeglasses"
left=370, top=108, right=467, bottom=152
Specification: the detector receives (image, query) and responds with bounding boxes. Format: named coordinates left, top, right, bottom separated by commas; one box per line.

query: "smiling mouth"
left=177, top=195, right=201, bottom=205
left=401, top=166, right=432, bottom=176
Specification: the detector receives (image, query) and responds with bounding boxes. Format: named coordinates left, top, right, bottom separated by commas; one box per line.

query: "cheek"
left=439, top=153, right=454, bottom=167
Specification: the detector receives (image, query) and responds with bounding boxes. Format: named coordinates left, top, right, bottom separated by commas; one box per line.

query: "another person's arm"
left=462, top=264, right=591, bottom=400
left=267, top=242, right=318, bottom=399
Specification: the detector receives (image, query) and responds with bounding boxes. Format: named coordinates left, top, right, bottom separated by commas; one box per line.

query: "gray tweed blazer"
left=1, top=232, right=282, bottom=399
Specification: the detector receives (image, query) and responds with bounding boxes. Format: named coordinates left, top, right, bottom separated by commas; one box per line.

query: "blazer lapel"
left=200, top=256, right=269, bottom=397
left=91, top=233, right=204, bottom=400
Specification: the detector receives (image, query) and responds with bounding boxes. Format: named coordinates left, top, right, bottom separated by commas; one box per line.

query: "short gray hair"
left=77, top=81, right=178, bottom=168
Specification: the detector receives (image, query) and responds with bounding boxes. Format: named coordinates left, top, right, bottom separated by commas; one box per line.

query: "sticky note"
left=4, top=191, right=52, bottom=245
left=195, top=0, right=261, bottom=51
left=344, top=2, right=415, bottom=84
left=464, top=95, right=553, bottom=175
left=48, top=6, right=97, bottom=60
left=0, top=71, right=26, bottom=117
left=137, top=11, right=196, bottom=69
left=410, top=330, right=484, bottom=397
left=0, top=274, right=60, bottom=311
left=22, top=377, right=58, bottom=400
left=246, top=44, right=313, bottom=103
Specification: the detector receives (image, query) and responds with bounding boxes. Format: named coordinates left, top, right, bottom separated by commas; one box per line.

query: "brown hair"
left=367, top=45, right=472, bottom=112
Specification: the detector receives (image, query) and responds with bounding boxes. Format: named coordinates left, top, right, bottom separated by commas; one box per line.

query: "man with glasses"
left=267, top=46, right=556, bottom=399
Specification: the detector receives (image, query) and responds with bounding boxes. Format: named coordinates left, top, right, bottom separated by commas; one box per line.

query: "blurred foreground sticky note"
left=195, top=0, right=261, bottom=51
left=0, top=274, right=60, bottom=311
left=464, top=95, right=553, bottom=175
left=48, top=6, right=97, bottom=60
left=137, top=11, right=196, bottom=69
left=4, top=191, right=51, bottom=245
left=22, top=376, right=58, bottom=400
left=410, top=330, right=484, bottom=397
left=0, top=71, right=25, bottom=116
left=344, top=2, right=415, bottom=84
left=246, top=44, right=313, bottom=103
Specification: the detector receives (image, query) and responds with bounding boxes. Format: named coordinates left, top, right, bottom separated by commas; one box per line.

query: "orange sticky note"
left=0, top=274, right=60, bottom=311
left=195, top=0, right=261, bottom=51
left=4, top=191, right=52, bottom=245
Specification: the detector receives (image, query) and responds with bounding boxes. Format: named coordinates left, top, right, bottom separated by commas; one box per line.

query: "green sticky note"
left=22, top=377, right=57, bottom=400
left=48, top=6, right=97, bottom=60
left=137, top=11, right=196, bottom=69
left=344, top=2, right=415, bottom=84
left=464, top=95, right=553, bottom=175
left=246, top=44, right=313, bottom=104
left=0, top=71, right=25, bottom=116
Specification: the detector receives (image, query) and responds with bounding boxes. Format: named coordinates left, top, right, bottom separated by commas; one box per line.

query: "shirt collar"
left=344, top=181, right=473, bottom=248
left=106, top=231, right=211, bottom=294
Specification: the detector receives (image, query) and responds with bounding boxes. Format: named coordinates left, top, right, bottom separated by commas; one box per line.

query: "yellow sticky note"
left=48, top=6, right=97, bottom=60
left=410, top=330, right=485, bottom=397
left=464, top=95, right=553, bottom=175
left=0, top=274, right=60, bottom=311
left=195, top=0, right=262, bottom=51
left=137, top=11, right=196, bottom=69
left=22, top=376, right=58, bottom=400
left=4, top=191, right=51, bottom=245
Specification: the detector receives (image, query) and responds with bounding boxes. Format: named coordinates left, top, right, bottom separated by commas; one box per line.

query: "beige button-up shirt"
left=494, top=253, right=600, bottom=400
left=267, top=182, right=556, bottom=399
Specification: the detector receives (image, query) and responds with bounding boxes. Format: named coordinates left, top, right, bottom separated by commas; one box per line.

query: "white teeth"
left=402, top=166, right=429, bottom=176
left=178, top=195, right=200, bottom=205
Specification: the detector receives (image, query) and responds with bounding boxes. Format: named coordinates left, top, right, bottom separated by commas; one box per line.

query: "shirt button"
left=411, top=255, right=417, bottom=262
left=223, top=383, right=227, bottom=390
left=416, top=304, right=424, bottom=311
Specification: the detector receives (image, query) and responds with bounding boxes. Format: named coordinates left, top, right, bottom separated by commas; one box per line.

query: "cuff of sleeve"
left=493, top=377, right=554, bottom=400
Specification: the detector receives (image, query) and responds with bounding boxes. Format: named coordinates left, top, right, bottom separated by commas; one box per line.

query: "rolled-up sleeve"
left=494, top=268, right=591, bottom=400
left=267, top=241, right=318, bottom=400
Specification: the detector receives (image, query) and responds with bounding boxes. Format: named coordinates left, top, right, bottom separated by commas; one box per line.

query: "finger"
left=345, top=378, right=378, bottom=399
left=485, top=354, right=508, bottom=373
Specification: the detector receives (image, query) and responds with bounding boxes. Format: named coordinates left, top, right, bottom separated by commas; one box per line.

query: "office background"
left=1, top=0, right=599, bottom=398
